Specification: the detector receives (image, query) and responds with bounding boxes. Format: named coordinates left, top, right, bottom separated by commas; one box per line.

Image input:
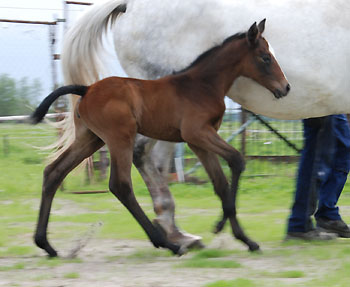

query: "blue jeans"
left=287, top=115, right=350, bottom=233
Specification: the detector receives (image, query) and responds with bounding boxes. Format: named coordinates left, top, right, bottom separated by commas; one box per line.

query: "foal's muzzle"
left=274, top=83, right=291, bottom=99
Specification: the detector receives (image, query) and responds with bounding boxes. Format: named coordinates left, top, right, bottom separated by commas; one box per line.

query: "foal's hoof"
left=247, top=241, right=260, bottom=252
left=35, top=240, right=58, bottom=258
left=48, top=252, right=58, bottom=258
left=166, top=242, right=187, bottom=256
left=213, top=217, right=227, bottom=234
left=46, top=247, right=58, bottom=258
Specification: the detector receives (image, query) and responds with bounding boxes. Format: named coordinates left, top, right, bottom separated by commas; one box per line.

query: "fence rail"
left=180, top=110, right=303, bottom=178
left=0, top=110, right=303, bottom=178
left=0, top=113, right=67, bottom=123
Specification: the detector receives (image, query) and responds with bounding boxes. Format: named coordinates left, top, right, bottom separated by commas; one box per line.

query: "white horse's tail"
left=48, top=0, right=127, bottom=162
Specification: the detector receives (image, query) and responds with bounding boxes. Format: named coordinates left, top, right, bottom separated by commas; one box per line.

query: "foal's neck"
left=185, top=38, right=248, bottom=97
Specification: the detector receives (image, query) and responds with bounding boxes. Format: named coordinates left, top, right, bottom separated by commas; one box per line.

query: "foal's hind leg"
left=184, top=128, right=259, bottom=252
left=34, top=130, right=104, bottom=257
left=133, top=135, right=203, bottom=249
left=107, top=138, right=182, bottom=255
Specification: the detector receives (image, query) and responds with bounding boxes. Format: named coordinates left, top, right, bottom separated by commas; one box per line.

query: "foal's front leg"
left=185, top=127, right=260, bottom=252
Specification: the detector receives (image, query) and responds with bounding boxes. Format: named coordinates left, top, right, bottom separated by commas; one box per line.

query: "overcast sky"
left=0, top=0, right=236, bottom=109
left=0, top=0, right=123, bottom=100
left=1, top=0, right=73, bottom=21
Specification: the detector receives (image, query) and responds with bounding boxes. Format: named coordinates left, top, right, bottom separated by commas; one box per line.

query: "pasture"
left=1, top=123, right=350, bottom=287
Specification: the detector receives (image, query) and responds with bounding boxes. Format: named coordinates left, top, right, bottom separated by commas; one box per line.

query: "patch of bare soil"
left=0, top=234, right=332, bottom=287
left=0, top=239, right=232, bottom=287
left=0, top=199, right=340, bottom=286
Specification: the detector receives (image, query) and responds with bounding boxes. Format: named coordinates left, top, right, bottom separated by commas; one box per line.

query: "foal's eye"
left=261, top=55, right=271, bottom=65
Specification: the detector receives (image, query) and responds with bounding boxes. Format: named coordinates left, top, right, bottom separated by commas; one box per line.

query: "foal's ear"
left=258, top=19, right=266, bottom=34
left=247, top=22, right=259, bottom=46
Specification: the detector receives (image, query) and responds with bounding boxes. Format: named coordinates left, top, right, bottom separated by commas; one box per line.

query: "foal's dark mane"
left=174, top=32, right=246, bottom=74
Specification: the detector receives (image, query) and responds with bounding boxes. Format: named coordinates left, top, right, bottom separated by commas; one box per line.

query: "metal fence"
left=1, top=107, right=303, bottom=178
left=182, top=106, right=303, bottom=178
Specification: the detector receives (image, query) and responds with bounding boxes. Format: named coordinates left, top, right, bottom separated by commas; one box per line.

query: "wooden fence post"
left=3, top=135, right=9, bottom=157
left=99, top=147, right=109, bottom=181
left=240, top=109, right=247, bottom=156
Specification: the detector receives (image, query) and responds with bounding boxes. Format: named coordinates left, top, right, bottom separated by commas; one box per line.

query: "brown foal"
left=32, top=20, right=290, bottom=257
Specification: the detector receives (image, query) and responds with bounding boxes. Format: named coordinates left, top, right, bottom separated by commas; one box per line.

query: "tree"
left=0, top=74, right=17, bottom=116
left=0, top=74, right=43, bottom=116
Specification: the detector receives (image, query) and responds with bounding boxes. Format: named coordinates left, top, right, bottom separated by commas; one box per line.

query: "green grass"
left=261, top=270, right=305, bottom=278
left=177, top=258, right=242, bottom=269
left=36, top=257, right=83, bottom=267
left=276, top=270, right=305, bottom=278
left=304, top=262, right=350, bottom=287
left=1, top=123, right=350, bottom=287
left=63, top=272, right=80, bottom=279
left=192, top=249, right=237, bottom=259
left=105, top=248, right=174, bottom=262
left=0, top=263, right=25, bottom=272
left=0, top=246, right=36, bottom=257
left=32, top=274, right=53, bottom=281
left=205, top=278, right=256, bottom=287
left=126, top=248, right=173, bottom=260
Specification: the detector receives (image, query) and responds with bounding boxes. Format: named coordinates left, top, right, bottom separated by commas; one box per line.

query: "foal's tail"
left=31, top=85, right=88, bottom=124
left=47, top=0, right=127, bottom=161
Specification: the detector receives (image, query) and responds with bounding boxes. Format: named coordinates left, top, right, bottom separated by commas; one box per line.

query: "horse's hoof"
left=47, top=247, right=58, bottom=257
left=213, top=218, right=227, bottom=234
left=176, top=245, right=188, bottom=256
left=170, top=232, right=204, bottom=251
left=248, top=241, right=260, bottom=252
left=47, top=251, right=58, bottom=258
left=166, top=242, right=185, bottom=256
left=186, top=239, right=205, bottom=250
left=213, top=226, right=222, bottom=234
left=153, top=219, right=204, bottom=250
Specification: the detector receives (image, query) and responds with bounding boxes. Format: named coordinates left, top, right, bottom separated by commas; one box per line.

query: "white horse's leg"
left=119, top=36, right=204, bottom=247
left=133, top=135, right=203, bottom=249
left=152, top=141, right=175, bottom=178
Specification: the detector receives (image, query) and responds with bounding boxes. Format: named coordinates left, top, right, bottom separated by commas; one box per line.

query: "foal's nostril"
left=286, top=83, right=291, bottom=93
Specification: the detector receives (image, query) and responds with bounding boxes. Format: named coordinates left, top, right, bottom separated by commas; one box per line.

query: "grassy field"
left=1, top=123, right=350, bottom=286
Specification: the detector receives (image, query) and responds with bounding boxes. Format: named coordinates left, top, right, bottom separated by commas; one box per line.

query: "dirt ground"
left=0, top=233, right=327, bottom=287
left=1, top=200, right=346, bottom=287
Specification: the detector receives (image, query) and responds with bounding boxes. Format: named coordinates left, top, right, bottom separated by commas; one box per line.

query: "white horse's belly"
left=229, top=77, right=346, bottom=120
left=114, top=0, right=350, bottom=120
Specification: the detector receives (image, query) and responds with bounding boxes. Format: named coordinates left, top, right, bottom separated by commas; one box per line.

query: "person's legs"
left=311, top=116, right=337, bottom=217
left=287, top=119, right=321, bottom=233
left=316, top=169, right=346, bottom=221
left=315, top=164, right=350, bottom=237
left=315, top=115, right=350, bottom=237
left=306, top=117, right=335, bottom=230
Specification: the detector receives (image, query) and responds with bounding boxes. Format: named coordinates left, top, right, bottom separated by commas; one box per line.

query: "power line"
left=0, top=6, right=84, bottom=12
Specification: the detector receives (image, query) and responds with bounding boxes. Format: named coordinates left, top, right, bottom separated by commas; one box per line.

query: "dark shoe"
left=285, top=229, right=336, bottom=241
left=316, top=218, right=350, bottom=238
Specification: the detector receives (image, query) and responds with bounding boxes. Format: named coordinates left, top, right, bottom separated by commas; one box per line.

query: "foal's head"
left=240, top=20, right=290, bottom=99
